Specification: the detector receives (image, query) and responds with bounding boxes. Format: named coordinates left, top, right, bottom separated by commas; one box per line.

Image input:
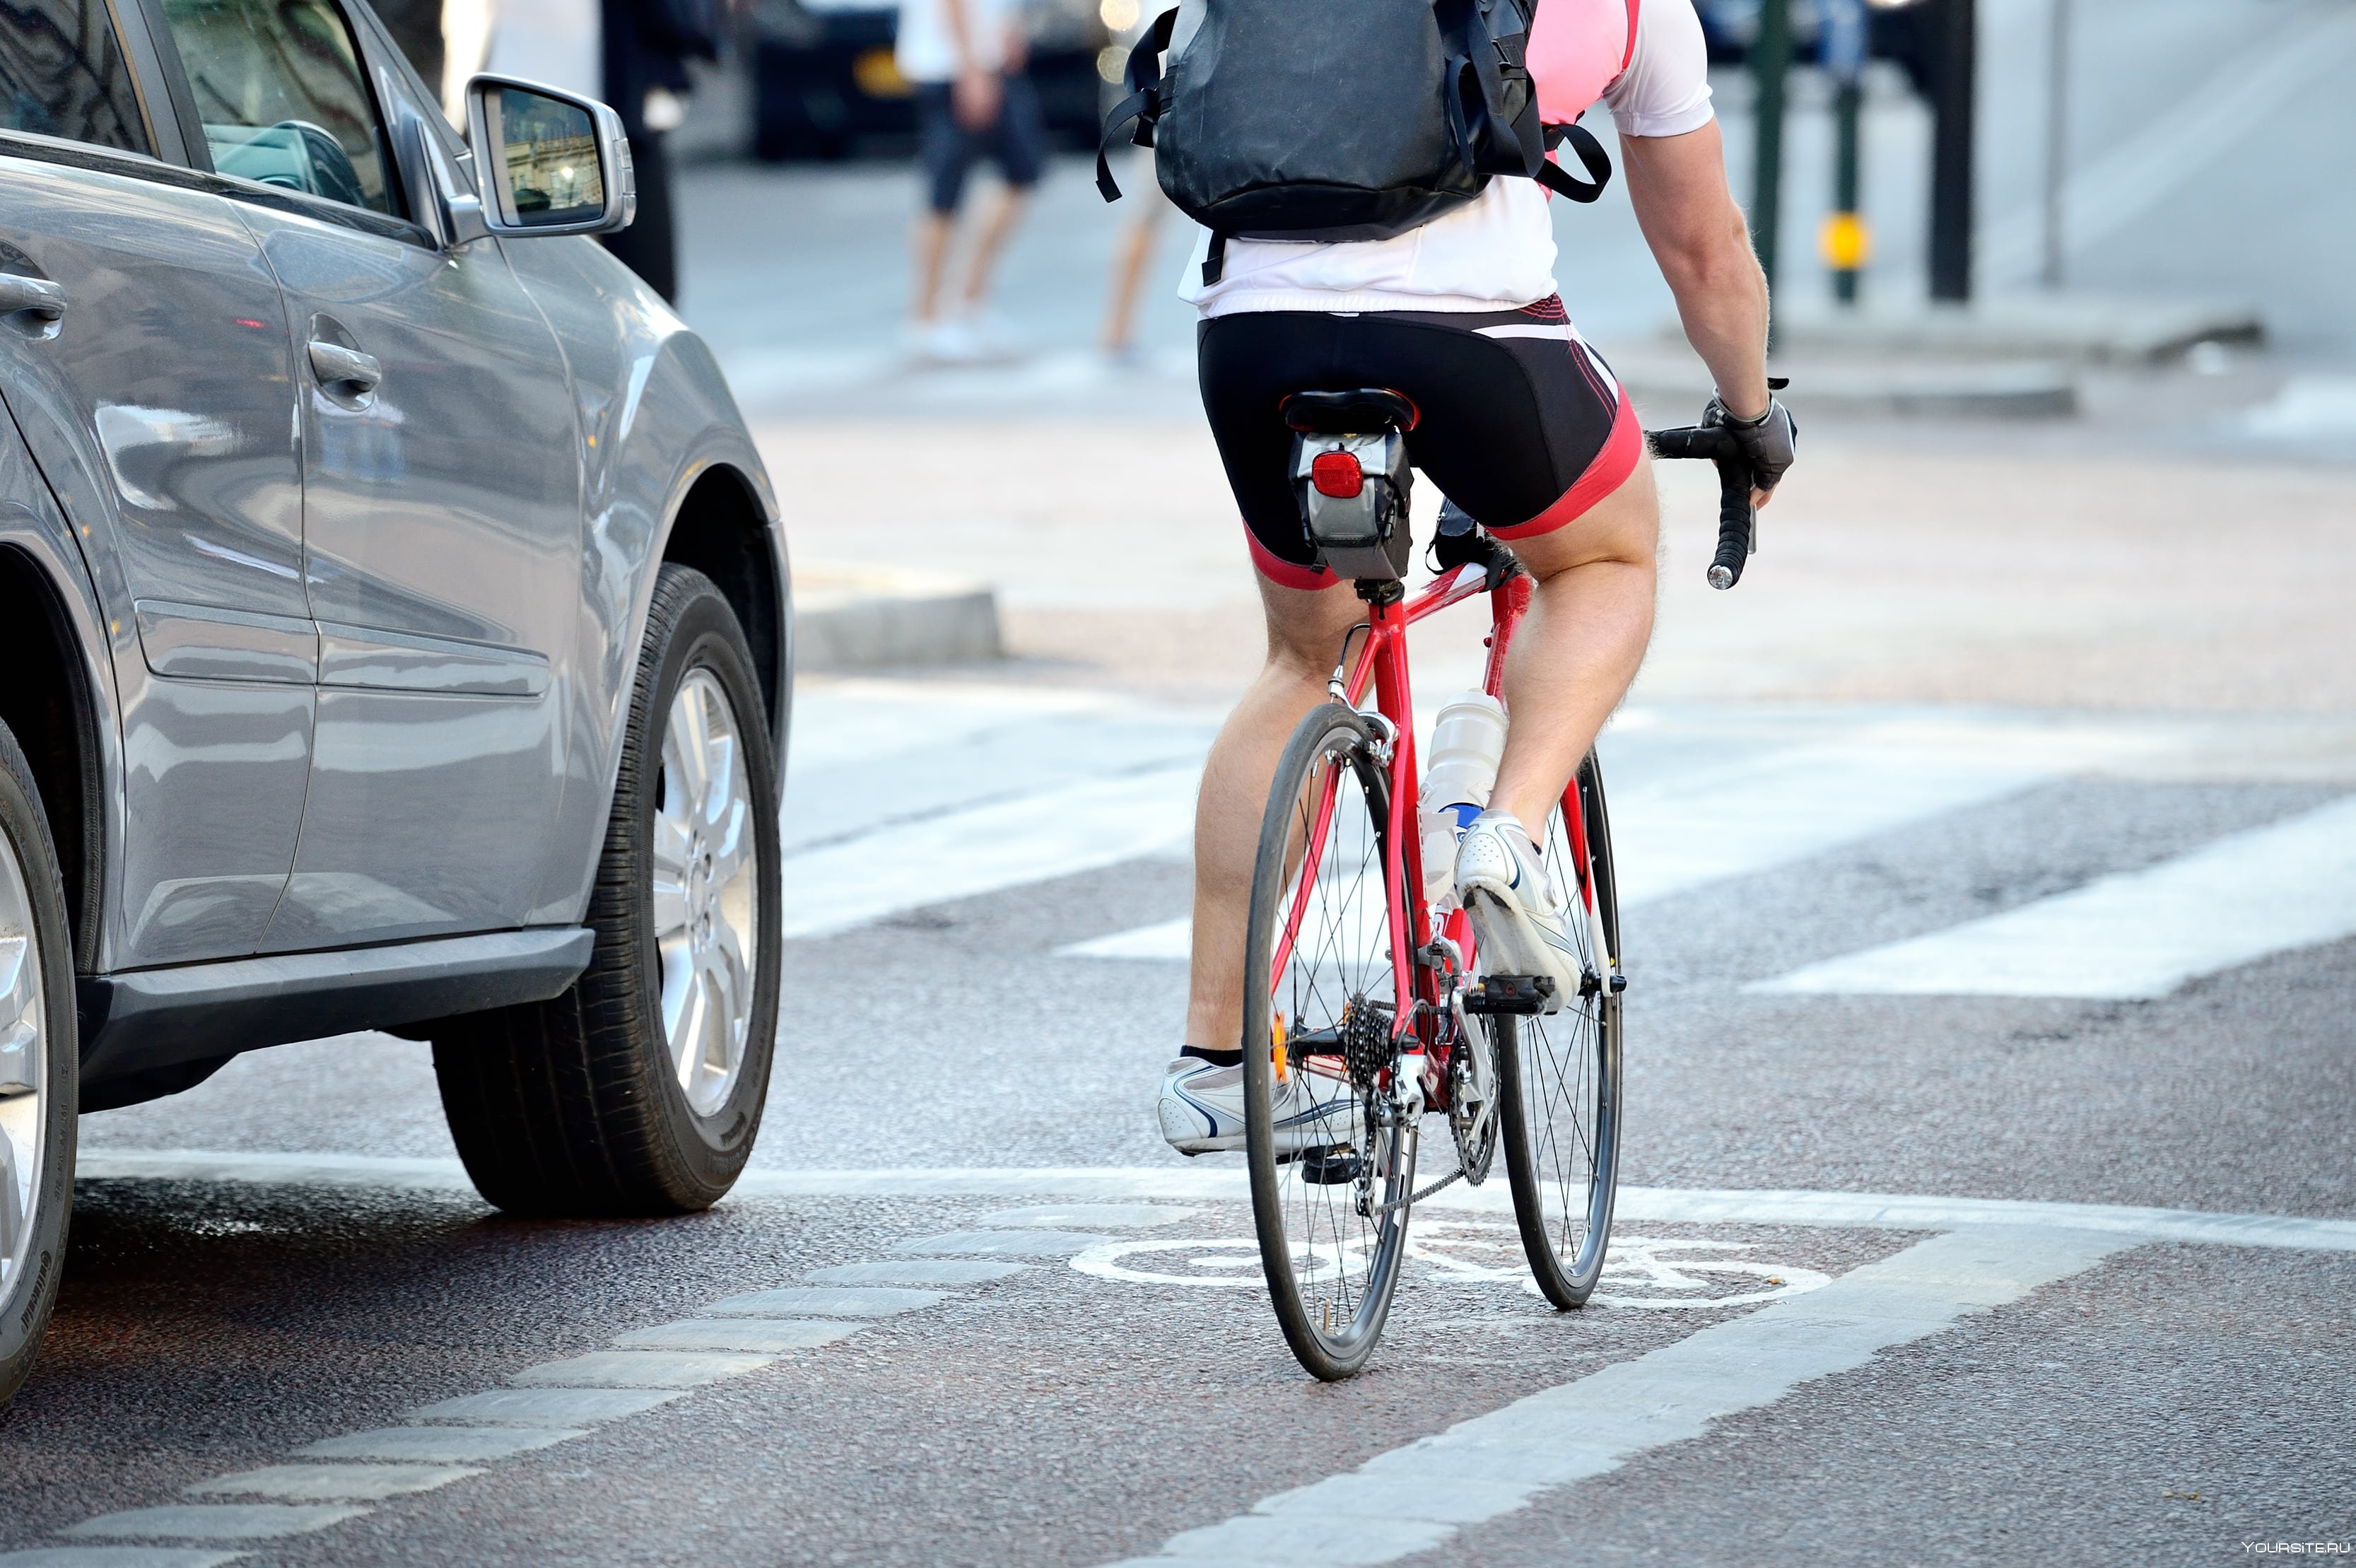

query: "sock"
left=1180, top=1044, right=1243, bottom=1067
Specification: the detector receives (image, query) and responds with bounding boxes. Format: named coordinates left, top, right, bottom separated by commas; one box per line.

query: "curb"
left=1613, top=352, right=2077, bottom=420
left=793, top=565, right=1002, bottom=671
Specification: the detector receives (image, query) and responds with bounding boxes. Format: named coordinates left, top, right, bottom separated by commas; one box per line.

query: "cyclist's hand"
left=1703, top=392, right=1796, bottom=511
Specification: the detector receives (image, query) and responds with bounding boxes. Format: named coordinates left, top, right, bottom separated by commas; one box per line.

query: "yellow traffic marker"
left=1819, top=211, right=1872, bottom=271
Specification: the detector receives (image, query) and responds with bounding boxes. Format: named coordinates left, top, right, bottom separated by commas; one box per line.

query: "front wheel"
left=1497, top=751, right=1623, bottom=1307
left=1241, top=704, right=1416, bottom=1381
left=434, top=565, right=783, bottom=1216
left=0, top=719, right=75, bottom=1408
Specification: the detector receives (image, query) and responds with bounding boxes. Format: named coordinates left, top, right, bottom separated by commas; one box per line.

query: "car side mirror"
left=463, top=75, right=636, bottom=238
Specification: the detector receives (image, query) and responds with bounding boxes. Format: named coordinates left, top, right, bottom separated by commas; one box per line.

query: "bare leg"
left=1488, top=458, right=1662, bottom=829
left=959, top=185, right=1030, bottom=310
left=910, top=210, right=955, bottom=325
left=1101, top=207, right=1164, bottom=355
left=1184, top=576, right=1364, bottom=1051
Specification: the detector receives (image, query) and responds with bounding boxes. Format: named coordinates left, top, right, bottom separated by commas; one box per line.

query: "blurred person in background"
left=900, top=0, right=1042, bottom=361
left=478, top=0, right=717, bottom=303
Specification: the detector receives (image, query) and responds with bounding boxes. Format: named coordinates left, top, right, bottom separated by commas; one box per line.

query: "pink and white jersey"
left=1178, top=0, right=1716, bottom=317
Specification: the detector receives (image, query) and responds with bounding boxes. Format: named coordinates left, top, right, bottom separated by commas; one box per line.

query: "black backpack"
left=1096, top=0, right=1617, bottom=283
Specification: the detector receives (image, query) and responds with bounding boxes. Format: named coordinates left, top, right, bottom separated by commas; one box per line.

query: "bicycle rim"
left=1498, top=751, right=1623, bottom=1308
left=1241, top=704, right=1416, bottom=1381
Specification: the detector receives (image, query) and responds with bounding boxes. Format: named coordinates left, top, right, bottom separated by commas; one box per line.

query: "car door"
left=142, top=0, right=587, bottom=949
left=0, top=0, right=315, bottom=967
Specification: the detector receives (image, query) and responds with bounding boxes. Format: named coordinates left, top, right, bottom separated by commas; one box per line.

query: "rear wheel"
left=1497, top=751, right=1623, bottom=1307
left=0, top=720, right=74, bottom=1407
left=1241, top=704, right=1416, bottom=1381
left=433, top=566, right=783, bottom=1215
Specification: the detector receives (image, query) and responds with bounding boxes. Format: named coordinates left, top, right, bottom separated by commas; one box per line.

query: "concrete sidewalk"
left=766, top=414, right=2356, bottom=715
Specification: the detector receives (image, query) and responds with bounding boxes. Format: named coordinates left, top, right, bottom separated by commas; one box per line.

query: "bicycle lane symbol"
left=1067, top=1222, right=1833, bottom=1309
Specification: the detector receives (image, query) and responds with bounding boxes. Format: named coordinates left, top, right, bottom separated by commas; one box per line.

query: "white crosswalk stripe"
left=784, top=687, right=2356, bottom=997
left=1752, top=792, right=2356, bottom=999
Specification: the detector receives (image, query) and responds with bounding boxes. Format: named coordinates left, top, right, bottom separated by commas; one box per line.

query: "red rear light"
left=1311, top=452, right=1364, bottom=498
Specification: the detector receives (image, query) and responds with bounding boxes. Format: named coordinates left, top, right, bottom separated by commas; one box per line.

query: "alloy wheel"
left=651, top=667, right=760, bottom=1118
left=0, top=828, right=45, bottom=1292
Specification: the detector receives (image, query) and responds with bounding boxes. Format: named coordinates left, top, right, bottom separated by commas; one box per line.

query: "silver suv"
left=0, top=0, right=791, bottom=1403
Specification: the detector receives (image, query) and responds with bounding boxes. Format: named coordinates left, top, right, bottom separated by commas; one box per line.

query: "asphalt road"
left=6, top=685, right=2350, bottom=1566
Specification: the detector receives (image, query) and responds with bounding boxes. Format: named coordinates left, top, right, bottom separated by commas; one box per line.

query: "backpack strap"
left=1535, top=119, right=1612, bottom=202
left=1201, top=230, right=1229, bottom=286
left=1096, top=6, right=1180, bottom=203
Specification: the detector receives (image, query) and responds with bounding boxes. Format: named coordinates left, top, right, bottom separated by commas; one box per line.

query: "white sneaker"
left=1454, top=809, right=1586, bottom=1005
left=906, top=317, right=980, bottom=365
left=1156, top=1054, right=1363, bottom=1157
left=961, top=308, right=1026, bottom=361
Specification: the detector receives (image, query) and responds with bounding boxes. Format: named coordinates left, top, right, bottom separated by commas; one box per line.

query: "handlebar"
left=1646, top=424, right=1754, bottom=590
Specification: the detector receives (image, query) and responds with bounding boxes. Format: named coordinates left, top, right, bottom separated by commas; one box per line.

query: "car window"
left=156, top=0, right=395, bottom=213
left=0, top=0, right=153, bottom=153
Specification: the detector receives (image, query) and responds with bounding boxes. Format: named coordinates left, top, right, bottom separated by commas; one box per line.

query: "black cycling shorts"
left=917, top=75, right=1046, bottom=213
left=1196, top=297, right=1639, bottom=588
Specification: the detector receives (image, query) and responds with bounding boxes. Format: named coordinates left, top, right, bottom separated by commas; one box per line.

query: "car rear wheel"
left=433, top=565, right=783, bottom=1215
left=0, top=719, right=74, bottom=1407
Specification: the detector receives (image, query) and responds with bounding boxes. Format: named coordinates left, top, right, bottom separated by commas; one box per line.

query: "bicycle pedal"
left=1463, top=974, right=1556, bottom=1014
left=1296, top=1145, right=1364, bottom=1186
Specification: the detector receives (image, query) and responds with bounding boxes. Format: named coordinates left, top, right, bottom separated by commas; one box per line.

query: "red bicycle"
left=1239, top=387, right=1751, bottom=1379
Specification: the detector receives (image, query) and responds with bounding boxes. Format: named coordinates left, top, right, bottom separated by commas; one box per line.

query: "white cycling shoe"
left=1156, top=1054, right=1364, bottom=1157
left=1454, top=809, right=1587, bottom=1005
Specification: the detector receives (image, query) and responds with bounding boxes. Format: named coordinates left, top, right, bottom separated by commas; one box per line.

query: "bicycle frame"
left=1271, top=558, right=1607, bottom=1104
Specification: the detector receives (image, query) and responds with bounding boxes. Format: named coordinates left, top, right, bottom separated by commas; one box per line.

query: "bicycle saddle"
left=1281, top=387, right=1420, bottom=434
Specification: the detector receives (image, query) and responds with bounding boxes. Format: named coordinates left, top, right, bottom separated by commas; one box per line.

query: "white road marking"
left=1098, top=1227, right=2130, bottom=1568
left=59, top=1507, right=368, bottom=1543
left=507, top=1351, right=775, bottom=1389
left=293, top=1427, right=587, bottom=1464
left=0, top=1551, right=252, bottom=1567
left=404, top=1388, right=687, bottom=1427
left=891, top=1228, right=1118, bottom=1258
left=184, top=1465, right=476, bottom=1503
left=1059, top=744, right=2044, bottom=961
left=780, top=763, right=1200, bottom=939
left=976, top=1204, right=1197, bottom=1229
left=702, top=1285, right=946, bottom=1317
left=75, top=1152, right=2356, bottom=1253
left=1066, top=1230, right=1835, bottom=1310
left=612, top=1318, right=861, bottom=1352
left=803, top=1259, right=1030, bottom=1286
left=1753, top=792, right=2356, bottom=998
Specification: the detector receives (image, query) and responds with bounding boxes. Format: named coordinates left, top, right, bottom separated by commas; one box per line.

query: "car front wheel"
left=0, top=718, right=74, bottom=1407
left=433, top=565, right=783, bottom=1215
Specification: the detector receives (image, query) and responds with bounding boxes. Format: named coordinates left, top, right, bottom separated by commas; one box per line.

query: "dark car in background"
left=751, top=0, right=1112, bottom=160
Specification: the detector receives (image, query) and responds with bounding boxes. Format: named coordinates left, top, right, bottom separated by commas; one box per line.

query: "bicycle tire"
left=1496, top=750, right=1624, bottom=1308
left=1241, top=703, right=1417, bottom=1381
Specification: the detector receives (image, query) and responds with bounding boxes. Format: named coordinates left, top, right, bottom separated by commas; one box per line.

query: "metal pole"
left=1822, top=0, right=1869, bottom=305
left=1926, top=0, right=1976, bottom=303
left=2041, top=0, right=2071, bottom=288
left=1751, top=0, right=1793, bottom=293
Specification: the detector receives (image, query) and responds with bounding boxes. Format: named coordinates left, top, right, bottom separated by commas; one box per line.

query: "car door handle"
left=307, top=340, right=382, bottom=406
left=0, top=274, right=68, bottom=336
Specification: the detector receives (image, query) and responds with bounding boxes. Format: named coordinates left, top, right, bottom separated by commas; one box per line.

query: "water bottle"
left=1418, top=692, right=1508, bottom=909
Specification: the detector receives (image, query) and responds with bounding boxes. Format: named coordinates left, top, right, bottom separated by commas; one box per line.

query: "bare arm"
left=1621, top=120, right=1769, bottom=421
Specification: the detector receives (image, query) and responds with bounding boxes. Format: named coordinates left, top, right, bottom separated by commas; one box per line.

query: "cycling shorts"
left=1195, top=297, right=1641, bottom=589
left=916, top=75, right=1046, bottom=213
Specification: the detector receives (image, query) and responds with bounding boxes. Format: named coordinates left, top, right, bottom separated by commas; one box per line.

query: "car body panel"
left=0, top=147, right=316, bottom=966
left=0, top=0, right=790, bottom=1089
left=230, top=196, right=583, bottom=949
left=493, top=233, right=789, bottom=928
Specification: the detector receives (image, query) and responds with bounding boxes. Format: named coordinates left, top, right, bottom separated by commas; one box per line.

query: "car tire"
left=433, top=565, right=783, bottom=1216
left=0, top=718, right=75, bottom=1408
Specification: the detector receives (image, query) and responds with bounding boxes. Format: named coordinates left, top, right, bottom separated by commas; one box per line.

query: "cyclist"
left=1158, top=0, right=1795, bottom=1153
